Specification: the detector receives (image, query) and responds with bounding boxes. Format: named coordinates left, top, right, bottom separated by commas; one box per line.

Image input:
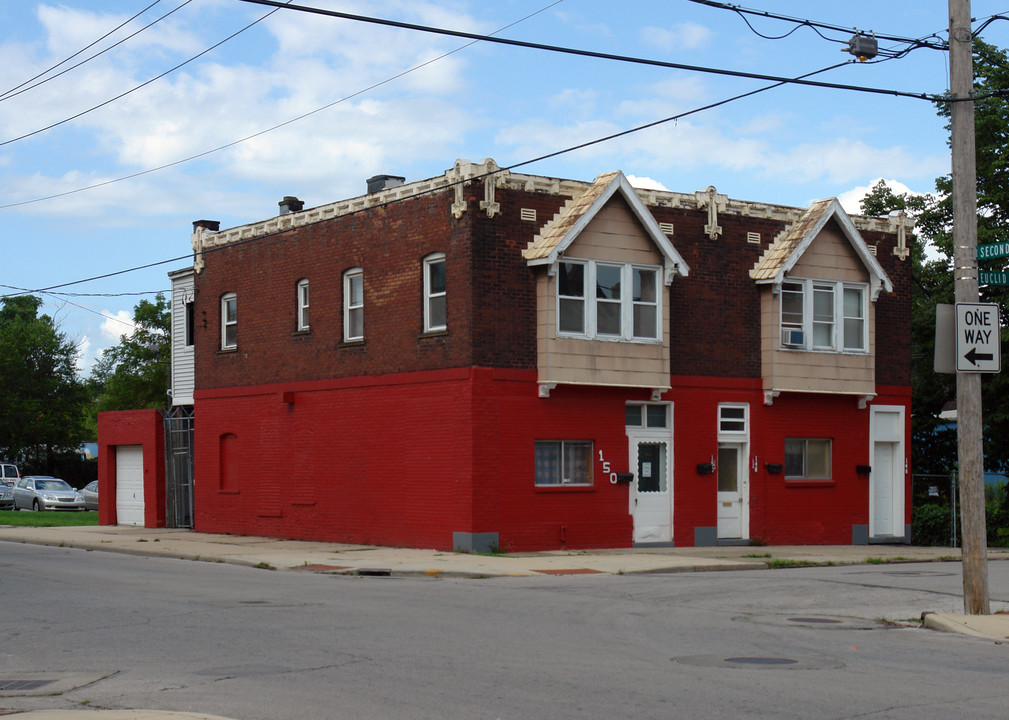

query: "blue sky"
left=1, top=0, right=1005, bottom=375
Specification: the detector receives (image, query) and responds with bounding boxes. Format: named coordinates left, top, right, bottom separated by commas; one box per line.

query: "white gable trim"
left=528, top=172, right=690, bottom=284
left=756, top=198, right=893, bottom=300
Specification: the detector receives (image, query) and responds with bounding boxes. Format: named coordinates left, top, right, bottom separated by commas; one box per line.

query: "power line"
left=0, top=0, right=565, bottom=210
left=0, top=1, right=289, bottom=148
left=236, top=0, right=940, bottom=101
left=0, top=60, right=859, bottom=299
left=1, top=0, right=163, bottom=100
left=0, top=285, right=162, bottom=298
left=1, top=0, right=196, bottom=104
left=684, top=0, right=948, bottom=51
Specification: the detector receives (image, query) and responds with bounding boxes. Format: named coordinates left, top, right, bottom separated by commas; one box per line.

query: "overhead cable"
left=0, top=1, right=289, bottom=147
left=236, top=0, right=940, bottom=101
left=1, top=0, right=196, bottom=104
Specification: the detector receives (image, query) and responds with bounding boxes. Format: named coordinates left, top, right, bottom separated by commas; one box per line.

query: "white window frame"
left=778, top=277, right=868, bottom=353
left=556, top=259, right=661, bottom=342
left=784, top=438, right=832, bottom=480
left=221, top=293, right=237, bottom=350
left=423, top=253, right=446, bottom=332
left=344, top=268, right=364, bottom=342
left=717, top=404, right=748, bottom=437
left=296, top=278, right=310, bottom=331
left=534, top=440, right=594, bottom=486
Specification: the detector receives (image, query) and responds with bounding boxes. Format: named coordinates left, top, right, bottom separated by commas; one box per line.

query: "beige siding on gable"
left=535, top=197, right=670, bottom=390
left=790, top=220, right=867, bottom=283
left=760, top=223, right=876, bottom=396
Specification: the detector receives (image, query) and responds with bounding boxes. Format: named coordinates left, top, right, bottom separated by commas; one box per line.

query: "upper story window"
left=184, top=302, right=194, bottom=347
left=344, top=268, right=363, bottom=341
left=296, top=279, right=310, bottom=332
left=780, top=278, right=867, bottom=353
left=221, top=293, right=237, bottom=350
left=423, top=253, right=446, bottom=332
left=558, top=259, right=660, bottom=341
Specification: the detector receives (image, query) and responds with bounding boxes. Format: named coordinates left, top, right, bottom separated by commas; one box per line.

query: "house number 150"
left=598, top=450, right=619, bottom=484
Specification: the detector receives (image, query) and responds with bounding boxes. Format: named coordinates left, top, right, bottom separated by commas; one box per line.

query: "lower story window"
left=535, top=440, right=593, bottom=486
left=784, top=438, right=832, bottom=479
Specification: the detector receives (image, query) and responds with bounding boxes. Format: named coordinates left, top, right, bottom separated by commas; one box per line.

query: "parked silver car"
left=0, top=483, right=13, bottom=510
left=79, top=480, right=99, bottom=511
left=12, top=476, right=85, bottom=511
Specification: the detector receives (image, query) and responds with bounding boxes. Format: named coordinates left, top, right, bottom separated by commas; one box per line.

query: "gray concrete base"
left=632, top=541, right=676, bottom=548
left=453, top=531, right=499, bottom=553
left=852, top=524, right=868, bottom=545
left=694, top=526, right=717, bottom=547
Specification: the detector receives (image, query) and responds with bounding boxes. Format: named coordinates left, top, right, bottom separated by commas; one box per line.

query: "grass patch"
left=253, top=562, right=276, bottom=570
left=743, top=552, right=772, bottom=558
left=0, top=509, right=99, bottom=527
left=766, top=559, right=822, bottom=569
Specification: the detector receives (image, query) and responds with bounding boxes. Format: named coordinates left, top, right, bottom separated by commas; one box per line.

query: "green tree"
left=0, top=295, right=89, bottom=471
left=860, top=39, right=1009, bottom=476
left=90, top=293, right=171, bottom=413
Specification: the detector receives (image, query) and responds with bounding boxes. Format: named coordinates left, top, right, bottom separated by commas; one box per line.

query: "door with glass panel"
left=629, top=436, right=672, bottom=543
left=717, top=444, right=743, bottom=539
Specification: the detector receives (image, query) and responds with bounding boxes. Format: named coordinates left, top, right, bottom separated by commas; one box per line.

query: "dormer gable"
left=750, top=198, right=892, bottom=300
left=524, top=171, right=689, bottom=284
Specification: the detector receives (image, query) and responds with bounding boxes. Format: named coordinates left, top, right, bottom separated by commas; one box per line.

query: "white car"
left=12, top=476, right=85, bottom=511
left=0, top=483, right=13, bottom=510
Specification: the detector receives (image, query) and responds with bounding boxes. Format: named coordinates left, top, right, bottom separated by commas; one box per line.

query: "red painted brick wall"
left=192, top=367, right=910, bottom=550
left=96, top=408, right=165, bottom=528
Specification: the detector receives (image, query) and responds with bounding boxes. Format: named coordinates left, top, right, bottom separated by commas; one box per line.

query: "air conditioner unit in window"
left=780, top=328, right=804, bottom=347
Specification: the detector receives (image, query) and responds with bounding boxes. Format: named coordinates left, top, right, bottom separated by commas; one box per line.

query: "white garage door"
left=116, top=445, right=145, bottom=526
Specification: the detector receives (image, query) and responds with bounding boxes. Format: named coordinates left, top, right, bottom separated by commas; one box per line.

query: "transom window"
left=423, top=253, right=446, bottom=332
left=718, top=405, right=748, bottom=434
left=784, top=438, right=832, bottom=480
left=625, top=403, right=668, bottom=428
left=534, top=440, right=593, bottom=486
left=558, top=260, right=660, bottom=341
left=296, top=279, right=310, bottom=331
left=220, top=293, right=237, bottom=350
left=780, top=278, right=866, bottom=352
left=344, top=268, right=363, bottom=341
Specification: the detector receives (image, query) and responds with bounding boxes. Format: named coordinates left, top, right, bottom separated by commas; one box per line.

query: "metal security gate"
left=163, top=405, right=194, bottom=528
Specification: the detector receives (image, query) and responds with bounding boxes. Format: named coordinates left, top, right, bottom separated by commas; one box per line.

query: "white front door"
left=629, top=436, right=672, bottom=543
left=870, top=406, right=905, bottom=539
left=115, top=445, right=145, bottom=526
left=717, top=443, right=744, bottom=539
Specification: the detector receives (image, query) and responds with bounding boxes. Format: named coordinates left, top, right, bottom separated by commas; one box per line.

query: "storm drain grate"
left=0, top=680, right=55, bottom=691
left=725, top=657, right=799, bottom=666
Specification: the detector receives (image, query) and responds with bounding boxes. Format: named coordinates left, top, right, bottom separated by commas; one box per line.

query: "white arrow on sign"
left=955, top=302, right=1001, bottom=373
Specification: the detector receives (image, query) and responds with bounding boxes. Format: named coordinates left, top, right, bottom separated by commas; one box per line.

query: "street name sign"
left=979, top=271, right=1009, bottom=286
left=978, top=242, right=1009, bottom=260
left=956, top=302, right=1001, bottom=373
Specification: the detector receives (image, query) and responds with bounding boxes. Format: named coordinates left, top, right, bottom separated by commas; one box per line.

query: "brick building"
left=98, top=159, right=913, bottom=551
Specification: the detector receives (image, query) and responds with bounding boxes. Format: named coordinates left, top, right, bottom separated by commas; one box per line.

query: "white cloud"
left=837, top=178, right=924, bottom=215
left=101, top=310, right=135, bottom=343
left=627, top=175, right=668, bottom=191
left=641, top=23, right=712, bottom=51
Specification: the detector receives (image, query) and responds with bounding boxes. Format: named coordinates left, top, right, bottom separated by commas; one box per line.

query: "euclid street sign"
left=980, top=271, right=1009, bottom=286
left=956, top=302, right=1001, bottom=373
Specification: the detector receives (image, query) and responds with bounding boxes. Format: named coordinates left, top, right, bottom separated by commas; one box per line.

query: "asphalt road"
left=2, top=543, right=1008, bottom=719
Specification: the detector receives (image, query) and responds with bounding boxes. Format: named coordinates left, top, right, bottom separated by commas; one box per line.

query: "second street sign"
left=978, top=242, right=1009, bottom=260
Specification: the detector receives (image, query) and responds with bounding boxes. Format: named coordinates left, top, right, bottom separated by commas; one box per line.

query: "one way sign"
left=956, top=302, right=1001, bottom=373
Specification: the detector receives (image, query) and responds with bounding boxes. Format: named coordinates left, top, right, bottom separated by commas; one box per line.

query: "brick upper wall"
left=191, top=178, right=911, bottom=391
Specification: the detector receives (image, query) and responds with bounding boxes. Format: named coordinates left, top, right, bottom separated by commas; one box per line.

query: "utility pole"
left=949, top=0, right=990, bottom=614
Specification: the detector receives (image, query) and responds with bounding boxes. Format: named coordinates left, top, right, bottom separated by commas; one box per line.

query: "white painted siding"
left=170, top=268, right=195, bottom=406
